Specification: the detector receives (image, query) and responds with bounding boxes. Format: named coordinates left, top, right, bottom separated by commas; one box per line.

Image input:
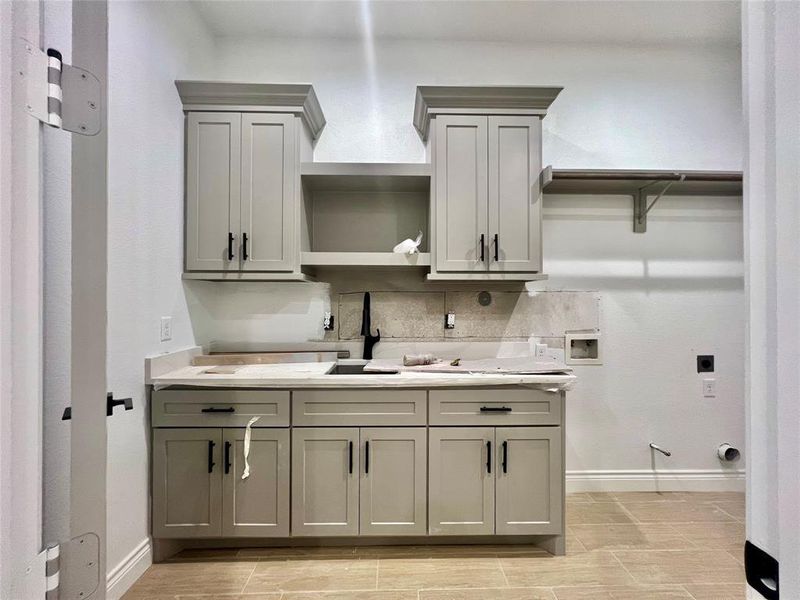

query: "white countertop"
left=151, top=361, right=576, bottom=390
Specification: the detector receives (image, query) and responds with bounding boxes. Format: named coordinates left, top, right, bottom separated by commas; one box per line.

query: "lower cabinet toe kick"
left=150, top=385, right=566, bottom=557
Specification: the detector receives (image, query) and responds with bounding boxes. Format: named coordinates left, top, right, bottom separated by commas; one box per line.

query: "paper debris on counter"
left=203, top=365, right=243, bottom=374
left=365, top=356, right=571, bottom=375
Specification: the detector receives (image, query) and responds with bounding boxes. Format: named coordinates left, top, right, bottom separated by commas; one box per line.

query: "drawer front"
left=292, top=390, right=427, bottom=426
left=429, top=388, right=561, bottom=426
left=152, top=390, right=290, bottom=427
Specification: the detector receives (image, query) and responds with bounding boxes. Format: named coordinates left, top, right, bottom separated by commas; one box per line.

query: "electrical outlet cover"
left=160, top=316, right=172, bottom=342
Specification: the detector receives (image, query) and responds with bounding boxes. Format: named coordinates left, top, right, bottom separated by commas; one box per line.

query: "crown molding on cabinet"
left=413, top=85, right=563, bottom=140
left=175, top=81, right=326, bottom=139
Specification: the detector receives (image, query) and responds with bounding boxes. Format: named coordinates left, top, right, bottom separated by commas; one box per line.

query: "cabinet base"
left=152, top=534, right=566, bottom=562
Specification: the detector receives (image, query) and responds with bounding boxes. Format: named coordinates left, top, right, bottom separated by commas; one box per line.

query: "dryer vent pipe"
left=717, top=443, right=741, bottom=462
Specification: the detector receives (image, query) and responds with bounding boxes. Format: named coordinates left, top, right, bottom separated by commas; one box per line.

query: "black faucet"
left=361, top=292, right=380, bottom=360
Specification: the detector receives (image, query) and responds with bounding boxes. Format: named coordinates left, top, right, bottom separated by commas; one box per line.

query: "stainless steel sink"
left=327, top=364, right=397, bottom=375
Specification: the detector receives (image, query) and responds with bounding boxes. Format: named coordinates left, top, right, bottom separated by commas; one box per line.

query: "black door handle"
left=480, top=233, right=485, bottom=262
left=502, top=440, right=508, bottom=473
left=242, top=232, right=249, bottom=261
left=365, top=441, right=370, bottom=474
left=227, top=232, right=235, bottom=261
left=106, top=392, right=133, bottom=416
left=208, top=440, right=215, bottom=473
left=348, top=441, right=354, bottom=474
left=480, top=406, right=512, bottom=413
left=201, top=407, right=235, bottom=413
left=486, top=440, right=492, bottom=474
left=493, top=233, right=499, bottom=261
left=224, top=441, right=232, bottom=474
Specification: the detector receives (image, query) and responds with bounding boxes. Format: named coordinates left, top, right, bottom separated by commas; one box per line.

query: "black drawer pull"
left=365, top=440, right=370, bottom=474
left=493, top=233, right=499, bottom=262
left=502, top=440, right=508, bottom=473
left=207, top=440, right=215, bottom=473
left=242, top=232, right=249, bottom=261
left=486, top=440, right=492, bottom=474
left=224, top=441, right=232, bottom=474
left=348, top=441, right=354, bottom=474
left=480, top=406, right=512, bottom=413
left=201, top=407, right=235, bottom=413
left=480, top=233, right=485, bottom=262
left=227, top=232, right=235, bottom=261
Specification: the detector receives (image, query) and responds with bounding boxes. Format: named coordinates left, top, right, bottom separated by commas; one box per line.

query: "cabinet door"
left=222, top=428, right=289, bottom=537
left=360, top=428, right=427, bottom=536
left=488, top=116, right=542, bottom=272
left=291, top=428, right=359, bottom=536
left=241, top=113, right=296, bottom=271
left=495, top=427, right=562, bottom=535
left=434, top=115, right=488, bottom=272
left=185, top=112, right=241, bottom=271
left=152, top=428, right=222, bottom=538
left=428, top=427, right=494, bottom=535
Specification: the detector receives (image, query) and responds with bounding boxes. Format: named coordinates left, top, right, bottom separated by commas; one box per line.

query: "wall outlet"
left=702, top=378, right=716, bottom=397
left=160, top=316, right=172, bottom=342
left=535, top=343, right=548, bottom=359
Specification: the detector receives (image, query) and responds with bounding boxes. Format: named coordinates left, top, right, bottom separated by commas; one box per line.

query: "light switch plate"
left=703, top=378, right=716, bottom=397
left=160, top=316, right=172, bottom=342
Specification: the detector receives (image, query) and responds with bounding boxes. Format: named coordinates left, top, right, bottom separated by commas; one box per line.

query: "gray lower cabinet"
left=291, top=427, right=360, bottom=536
left=360, top=427, right=427, bottom=536
left=429, top=426, right=562, bottom=536
left=222, top=428, right=290, bottom=537
left=152, top=428, right=223, bottom=538
left=429, top=427, right=495, bottom=535
left=292, top=427, right=428, bottom=537
left=152, top=427, right=290, bottom=538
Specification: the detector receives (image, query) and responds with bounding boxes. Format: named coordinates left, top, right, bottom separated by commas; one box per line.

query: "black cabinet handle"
left=365, top=441, right=370, bottom=474
left=486, top=440, right=492, bottom=474
left=502, top=440, right=508, bottom=473
left=493, top=233, right=499, bottom=261
left=227, top=232, right=235, bottom=261
left=348, top=441, right=354, bottom=474
left=208, top=440, right=215, bottom=473
left=201, top=407, right=235, bottom=413
left=480, top=406, right=512, bottom=413
left=480, top=233, right=485, bottom=262
left=224, top=441, right=232, bottom=474
left=242, top=232, right=249, bottom=261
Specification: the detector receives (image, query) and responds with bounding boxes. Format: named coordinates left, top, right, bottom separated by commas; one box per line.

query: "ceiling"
left=192, top=0, right=741, bottom=47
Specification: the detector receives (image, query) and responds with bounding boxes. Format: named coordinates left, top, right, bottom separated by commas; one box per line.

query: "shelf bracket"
left=633, top=174, right=685, bottom=233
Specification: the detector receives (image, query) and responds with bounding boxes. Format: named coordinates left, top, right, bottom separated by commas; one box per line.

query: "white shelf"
left=301, top=252, right=431, bottom=267
left=182, top=271, right=317, bottom=282
left=301, top=162, right=431, bottom=192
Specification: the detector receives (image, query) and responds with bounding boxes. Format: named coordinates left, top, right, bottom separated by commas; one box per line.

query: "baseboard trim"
left=566, top=469, right=745, bottom=493
left=106, top=537, right=152, bottom=600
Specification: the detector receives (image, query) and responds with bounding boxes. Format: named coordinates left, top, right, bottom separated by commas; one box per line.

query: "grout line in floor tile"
left=711, top=503, right=743, bottom=522
left=681, top=584, right=700, bottom=600
left=614, top=500, right=641, bottom=524
left=238, top=558, right=259, bottom=595
left=496, top=554, right=510, bottom=588
left=609, top=550, right=640, bottom=585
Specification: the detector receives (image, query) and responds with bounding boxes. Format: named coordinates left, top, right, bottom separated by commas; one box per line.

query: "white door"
left=291, top=428, right=359, bottom=536
left=360, top=428, right=427, bottom=536
left=428, top=427, right=495, bottom=535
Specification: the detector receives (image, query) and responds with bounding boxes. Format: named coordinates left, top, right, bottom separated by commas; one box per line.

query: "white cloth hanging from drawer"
left=241, top=416, right=261, bottom=479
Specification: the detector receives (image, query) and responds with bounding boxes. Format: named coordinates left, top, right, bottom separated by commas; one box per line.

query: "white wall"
left=106, top=2, right=215, bottom=595
left=184, top=34, right=746, bottom=489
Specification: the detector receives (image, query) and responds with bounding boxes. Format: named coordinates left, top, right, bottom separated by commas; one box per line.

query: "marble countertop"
left=151, top=361, right=576, bottom=390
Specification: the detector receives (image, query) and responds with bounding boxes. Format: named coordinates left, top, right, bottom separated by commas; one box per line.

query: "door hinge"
left=17, top=38, right=102, bottom=136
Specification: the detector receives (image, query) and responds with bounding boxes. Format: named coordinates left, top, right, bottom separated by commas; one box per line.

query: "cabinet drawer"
left=429, top=388, right=561, bottom=426
left=292, top=390, right=427, bottom=426
left=152, top=390, right=289, bottom=427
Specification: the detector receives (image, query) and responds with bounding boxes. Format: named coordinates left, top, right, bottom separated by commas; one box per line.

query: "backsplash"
left=336, top=290, right=599, bottom=341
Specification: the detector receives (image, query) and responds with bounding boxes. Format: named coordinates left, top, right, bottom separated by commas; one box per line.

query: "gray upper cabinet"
left=416, top=85, right=561, bottom=278
left=291, top=427, right=359, bottom=537
left=241, top=113, right=296, bottom=271
left=177, top=82, right=326, bottom=277
left=488, top=116, right=542, bottom=272
left=429, top=427, right=495, bottom=535
left=360, top=427, right=427, bottom=536
left=185, top=112, right=241, bottom=272
left=495, top=427, right=562, bottom=535
left=434, top=115, right=488, bottom=272
left=152, top=428, right=222, bottom=538
left=222, top=428, right=290, bottom=537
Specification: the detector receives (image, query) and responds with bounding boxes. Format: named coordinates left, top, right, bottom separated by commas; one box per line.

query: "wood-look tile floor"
left=123, top=492, right=745, bottom=600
